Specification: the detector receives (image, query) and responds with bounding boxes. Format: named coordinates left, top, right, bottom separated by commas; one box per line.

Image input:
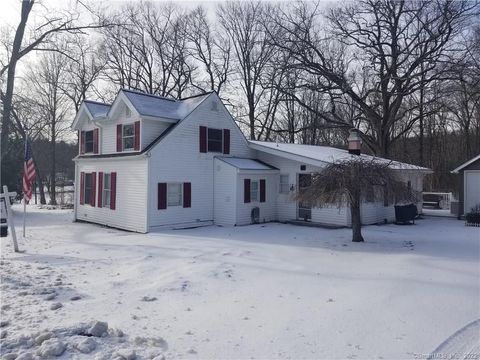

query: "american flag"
left=23, top=140, right=36, bottom=202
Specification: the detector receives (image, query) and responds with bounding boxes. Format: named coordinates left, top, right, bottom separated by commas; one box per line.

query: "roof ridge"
left=121, top=88, right=176, bottom=102
left=84, top=100, right=111, bottom=106
left=179, top=91, right=214, bottom=101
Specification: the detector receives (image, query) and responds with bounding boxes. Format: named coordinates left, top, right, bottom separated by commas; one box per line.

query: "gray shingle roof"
left=84, top=100, right=111, bottom=118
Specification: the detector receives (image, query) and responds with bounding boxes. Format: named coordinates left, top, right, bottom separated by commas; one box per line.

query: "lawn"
left=1, top=205, right=478, bottom=359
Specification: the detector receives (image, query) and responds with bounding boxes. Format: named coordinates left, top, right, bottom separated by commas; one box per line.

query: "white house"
left=452, top=154, right=480, bottom=216
left=72, top=89, right=430, bottom=233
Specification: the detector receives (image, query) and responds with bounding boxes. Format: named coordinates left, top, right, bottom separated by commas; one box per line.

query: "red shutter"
left=260, top=179, right=266, bottom=203
left=93, top=128, right=99, bottom=154
left=158, top=183, right=167, bottom=209
left=98, top=172, right=103, bottom=207
left=110, top=172, right=117, bottom=210
left=183, top=182, right=191, bottom=208
left=244, top=179, right=251, bottom=203
left=223, top=129, right=230, bottom=154
left=80, top=172, right=85, bottom=205
left=199, top=126, right=207, bottom=153
left=116, top=124, right=123, bottom=152
left=134, top=121, right=140, bottom=151
left=91, top=172, right=96, bottom=207
left=80, top=131, right=85, bottom=154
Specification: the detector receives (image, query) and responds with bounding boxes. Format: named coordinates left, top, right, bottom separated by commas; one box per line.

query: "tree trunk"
left=350, top=202, right=364, bottom=242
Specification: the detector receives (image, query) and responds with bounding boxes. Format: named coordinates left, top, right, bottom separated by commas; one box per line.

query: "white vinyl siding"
left=148, top=93, right=253, bottom=229
left=75, top=158, right=148, bottom=233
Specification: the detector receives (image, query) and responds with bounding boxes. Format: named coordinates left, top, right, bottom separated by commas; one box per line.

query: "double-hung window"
left=103, top=173, right=111, bottom=208
left=207, top=128, right=223, bottom=152
left=167, top=183, right=183, bottom=207
left=84, top=130, right=94, bottom=153
left=250, top=180, right=259, bottom=202
left=123, top=124, right=135, bottom=150
left=279, top=174, right=289, bottom=194
left=84, top=173, right=92, bottom=204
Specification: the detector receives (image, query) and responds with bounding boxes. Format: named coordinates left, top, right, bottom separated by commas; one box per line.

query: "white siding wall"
left=148, top=93, right=253, bottom=229
left=236, top=172, right=278, bottom=226
left=213, top=159, right=237, bottom=226
left=142, top=120, right=170, bottom=149
left=100, top=103, right=141, bottom=154
left=75, top=158, right=148, bottom=232
left=255, top=151, right=348, bottom=226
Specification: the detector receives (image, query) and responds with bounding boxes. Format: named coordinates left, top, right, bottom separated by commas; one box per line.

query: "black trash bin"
left=394, top=203, right=418, bottom=224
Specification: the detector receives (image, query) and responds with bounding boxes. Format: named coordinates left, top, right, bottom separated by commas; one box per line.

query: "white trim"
left=464, top=170, right=480, bottom=213
left=452, top=154, right=480, bottom=173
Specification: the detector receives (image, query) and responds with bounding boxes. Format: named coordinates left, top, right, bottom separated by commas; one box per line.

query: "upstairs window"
left=208, top=128, right=223, bottom=153
left=123, top=124, right=134, bottom=150
left=84, top=130, right=94, bottom=153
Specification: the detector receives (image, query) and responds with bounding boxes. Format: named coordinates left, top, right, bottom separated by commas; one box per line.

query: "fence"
left=422, top=192, right=454, bottom=210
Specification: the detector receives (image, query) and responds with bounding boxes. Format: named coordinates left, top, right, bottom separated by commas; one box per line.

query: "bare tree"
left=268, top=0, right=478, bottom=156
left=296, top=157, right=414, bottom=242
left=217, top=1, right=276, bottom=139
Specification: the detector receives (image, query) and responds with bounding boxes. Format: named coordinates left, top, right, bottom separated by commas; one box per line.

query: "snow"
left=218, top=157, right=278, bottom=170
left=249, top=140, right=431, bottom=171
left=1, top=205, right=479, bottom=359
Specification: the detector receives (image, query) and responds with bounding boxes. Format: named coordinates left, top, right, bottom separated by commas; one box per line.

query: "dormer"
left=71, top=100, right=111, bottom=155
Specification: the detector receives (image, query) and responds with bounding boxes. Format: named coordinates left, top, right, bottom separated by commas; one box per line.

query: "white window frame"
left=122, top=124, right=135, bottom=151
left=103, top=173, right=111, bottom=208
left=84, top=173, right=92, bottom=205
left=279, top=174, right=289, bottom=194
left=84, top=130, right=94, bottom=154
left=251, top=180, right=259, bottom=202
left=167, top=183, right=183, bottom=207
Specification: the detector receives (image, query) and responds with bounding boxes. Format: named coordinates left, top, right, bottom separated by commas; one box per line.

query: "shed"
left=452, top=154, right=480, bottom=216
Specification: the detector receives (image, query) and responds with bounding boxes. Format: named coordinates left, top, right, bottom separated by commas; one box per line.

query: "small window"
left=84, top=173, right=92, bottom=205
left=208, top=128, right=223, bottom=153
left=279, top=175, right=289, bottom=194
left=251, top=180, right=259, bottom=202
left=123, top=124, right=134, bottom=150
left=125, top=107, right=131, bottom=118
left=84, top=130, right=94, bottom=153
left=167, top=183, right=183, bottom=207
left=103, top=173, right=111, bottom=208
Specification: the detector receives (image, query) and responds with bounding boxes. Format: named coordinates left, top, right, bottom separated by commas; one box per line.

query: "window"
left=280, top=175, right=289, bottom=194
left=167, top=183, right=183, bottom=207
left=84, top=173, right=92, bottom=204
left=103, top=173, right=111, bottom=208
left=84, top=130, right=94, bottom=153
left=208, top=128, right=223, bottom=152
left=125, top=107, right=131, bottom=117
left=123, top=124, right=134, bottom=150
left=251, top=180, right=259, bottom=202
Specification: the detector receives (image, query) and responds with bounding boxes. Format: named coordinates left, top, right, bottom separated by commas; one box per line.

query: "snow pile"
left=1, top=205, right=479, bottom=359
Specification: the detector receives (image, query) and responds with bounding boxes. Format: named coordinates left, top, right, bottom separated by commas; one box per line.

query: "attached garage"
left=452, top=154, right=480, bottom=216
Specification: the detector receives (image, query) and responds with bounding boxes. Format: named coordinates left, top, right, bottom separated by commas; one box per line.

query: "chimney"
left=347, top=128, right=361, bottom=155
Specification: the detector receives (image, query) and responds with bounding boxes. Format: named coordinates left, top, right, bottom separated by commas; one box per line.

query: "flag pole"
left=23, top=134, right=27, bottom=238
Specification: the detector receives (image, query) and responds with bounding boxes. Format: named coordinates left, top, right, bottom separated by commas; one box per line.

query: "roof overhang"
left=249, top=142, right=328, bottom=168
left=451, top=154, right=480, bottom=173
left=71, top=103, right=93, bottom=130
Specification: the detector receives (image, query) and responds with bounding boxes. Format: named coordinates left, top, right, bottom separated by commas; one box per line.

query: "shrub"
left=465, top=204, right=480, bottom=225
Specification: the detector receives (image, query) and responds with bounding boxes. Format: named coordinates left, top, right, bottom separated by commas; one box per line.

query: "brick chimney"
left=347, top=129, right=361, bottom=155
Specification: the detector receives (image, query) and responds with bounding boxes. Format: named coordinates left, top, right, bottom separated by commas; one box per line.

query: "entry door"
left=297, top=173, right=312, bottom=221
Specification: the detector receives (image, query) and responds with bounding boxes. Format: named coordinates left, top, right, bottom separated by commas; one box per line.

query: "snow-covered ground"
left=1, top=205, right=479, bottom=359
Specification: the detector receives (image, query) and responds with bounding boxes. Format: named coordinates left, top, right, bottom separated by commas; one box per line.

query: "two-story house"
left=72, top=89, right=430, bottom=233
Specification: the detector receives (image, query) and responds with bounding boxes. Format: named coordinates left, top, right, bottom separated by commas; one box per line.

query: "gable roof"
left=249, top=140, right=431, bottom=172
left=121, top=89, right=212, bottom=121
left=452, top=154, right=480, bottom=173
left=84, top=100, right=111, bottom=118
left=218, top=157, right=278, bottom=171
